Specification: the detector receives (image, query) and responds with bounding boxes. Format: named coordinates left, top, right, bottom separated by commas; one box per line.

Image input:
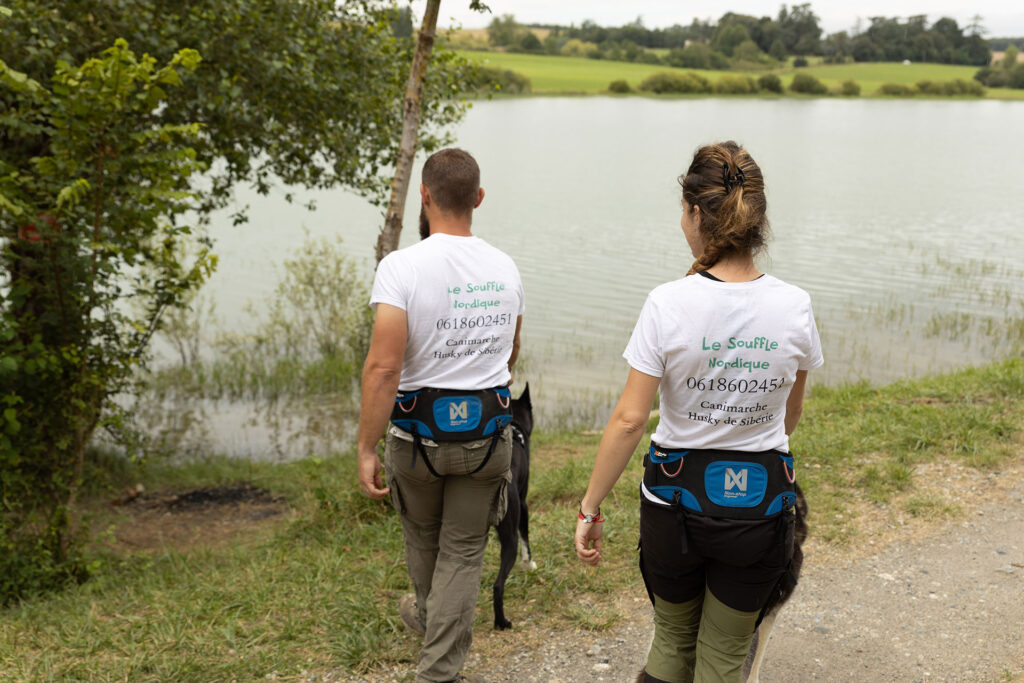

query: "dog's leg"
left=743, top=609, right=776, bottom=682
left=493, top=496, right=520, bottom=630
left=518, top=500, right=537, bottom=571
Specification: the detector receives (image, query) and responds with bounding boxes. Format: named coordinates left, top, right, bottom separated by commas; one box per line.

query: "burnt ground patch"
left=107, top=482, right=290, bottom=553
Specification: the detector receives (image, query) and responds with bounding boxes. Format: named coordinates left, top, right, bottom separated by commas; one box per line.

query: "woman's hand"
left=574, top=517, right=603, bottom=567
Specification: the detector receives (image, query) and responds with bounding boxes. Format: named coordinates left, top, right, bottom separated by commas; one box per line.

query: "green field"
left=461, top=50, right=1024, bottom=99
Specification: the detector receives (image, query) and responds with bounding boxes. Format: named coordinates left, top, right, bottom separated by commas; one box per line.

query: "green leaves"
left=0, top=1, right=469, bottom=212
left=1, top=37, right=211, bottom=603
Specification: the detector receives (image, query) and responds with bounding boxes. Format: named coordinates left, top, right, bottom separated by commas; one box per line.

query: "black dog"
left=742, top=481, right=809, bottom=682
left=492, top=383, right=535, bottom=630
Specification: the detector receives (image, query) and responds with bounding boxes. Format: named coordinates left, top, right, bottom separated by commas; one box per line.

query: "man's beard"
left=419, top=206, right=430, bottom=240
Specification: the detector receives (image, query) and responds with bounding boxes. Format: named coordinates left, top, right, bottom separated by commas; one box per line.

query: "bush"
left=1, top=41, right=208, bottom=604
left=789, top=72, right=827, bottom=94
left=733, top=40, right=766, bottom=64
left=878, top=82, right=915, bottom=96
left=465, top=66, right=531, bottom=94
left=608, top=79, right=631, bottom=94
left=635, top=51, right=662, bottom=65
left=985, top=70, right=1010, bottom=88
left=839, top=79, right=861, bottom=96
left=793, top=57, right=809, bottom=67
left=915, top=79, right=982, bottom=96
left=757, top=74, right=783, bottom=93
left=714, top=75, right=758, bottom=94
left=561, top=38, right=598, bottom=58
left=709, top=51, right=732, bottom=70
left=517, top=32, right=542, bottom=53
left=638, top=71, right=712, bottom=94
left=1010, top=64, right=1024, bottom=89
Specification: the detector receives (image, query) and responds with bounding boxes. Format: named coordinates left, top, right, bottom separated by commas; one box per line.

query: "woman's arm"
left=575, top=368, right=661, bottom=567
left=784, top=369, right=809, bottom=436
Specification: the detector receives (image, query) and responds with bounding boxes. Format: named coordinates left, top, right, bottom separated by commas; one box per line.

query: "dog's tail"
left=742, top=482, right=808, bottom=681
left=761, top=481, right=807, bottom=619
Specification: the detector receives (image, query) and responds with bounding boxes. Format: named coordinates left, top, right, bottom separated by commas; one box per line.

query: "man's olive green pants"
left=385, top=426, right=512, bottom=683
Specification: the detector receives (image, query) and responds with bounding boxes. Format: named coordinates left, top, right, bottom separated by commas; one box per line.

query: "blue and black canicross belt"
left=390, top=386, right=512, bottom=476
left=643, top=442, right=796, bottom=519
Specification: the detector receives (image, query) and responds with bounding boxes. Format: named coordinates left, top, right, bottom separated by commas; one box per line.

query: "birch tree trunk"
left=375, top=0, right=441, bottom=264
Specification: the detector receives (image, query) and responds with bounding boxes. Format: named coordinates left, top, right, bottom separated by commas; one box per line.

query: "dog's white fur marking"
left=519, top=538, right=537, bottom=571
left=745, top=612, right=776, bottom=683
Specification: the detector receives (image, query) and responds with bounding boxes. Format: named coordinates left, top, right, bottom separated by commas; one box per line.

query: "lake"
left=161, top=97, right=1024, bottom=457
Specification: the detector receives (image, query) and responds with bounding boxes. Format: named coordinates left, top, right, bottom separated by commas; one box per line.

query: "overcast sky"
left=410, top=1, right=1024, bottom=38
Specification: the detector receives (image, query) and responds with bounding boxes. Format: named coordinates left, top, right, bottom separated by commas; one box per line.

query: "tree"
left=392, top=6, right=414, bottom=39
left=769, top=38, right=788, bottom=60
left=486, top=13, right=525, bottom=47
left=734, top=40, right=766, bottom=63
left=1, top=40, right=209, bottom=602
left=0, top=0, right=472, bottom=601
left=375, top=1, right=490, bottom=265
left=712, top=22, right=752, bottom=57
left=1002, top=44, right=1019, bottom=70
left=778, top=3, right=822, bottom=55
left=1, top=1, right=469, bottom=213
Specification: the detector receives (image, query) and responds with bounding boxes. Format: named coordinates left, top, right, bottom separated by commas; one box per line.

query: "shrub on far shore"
left=714, top=74, right=758, bottom=94
left=838, top=79, right=861, bottom=96
left=789, top=72, right=827, bottom=94
left=878, top=82, right=915, bottom=96
left=465, top=66, right=532, bottom=94
left=757, top=74, right=783, bottom=93
left=793, top=57, right=809, bottom=67
left=608, top=79, right=631, bottom=94
left=915, top=79, right=985, bottom=96
left=638, top=71, right=712, bottom=94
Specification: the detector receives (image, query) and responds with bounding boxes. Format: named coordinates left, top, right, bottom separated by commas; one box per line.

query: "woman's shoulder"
left=759, top=274, right=814, bottom=302
left=648, top=274, right=702, bottom=299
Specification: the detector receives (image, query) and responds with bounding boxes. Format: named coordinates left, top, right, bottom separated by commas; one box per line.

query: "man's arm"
left=507, top=315, right=523, bottom=374
left=357, top=303, right=407, bottom=499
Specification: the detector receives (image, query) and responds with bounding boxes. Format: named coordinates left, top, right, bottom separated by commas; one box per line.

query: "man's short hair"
left=422, top=148, right=480, bottom=216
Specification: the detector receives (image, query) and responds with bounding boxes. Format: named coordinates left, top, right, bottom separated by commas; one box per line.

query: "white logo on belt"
left=450, top=401, right=468, bottom=420
left=724, top=468, right=748, bottom=492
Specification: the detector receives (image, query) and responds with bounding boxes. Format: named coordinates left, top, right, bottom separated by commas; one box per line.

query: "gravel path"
left=336, top=464, right=1024, bottom=682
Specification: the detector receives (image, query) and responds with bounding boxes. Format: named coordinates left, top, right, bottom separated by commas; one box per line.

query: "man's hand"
left=356, top=303, right=406, bottom=500
left=358, top=449, right=389, bottom=499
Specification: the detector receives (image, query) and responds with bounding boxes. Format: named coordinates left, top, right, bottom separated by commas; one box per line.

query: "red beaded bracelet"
left=578, top=508, right=604, bottom=523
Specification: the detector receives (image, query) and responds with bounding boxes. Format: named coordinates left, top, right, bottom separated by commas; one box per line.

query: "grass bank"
left=2, top=358, right=1022, bottom=679
left=462, top=51, right=1024, bottom=100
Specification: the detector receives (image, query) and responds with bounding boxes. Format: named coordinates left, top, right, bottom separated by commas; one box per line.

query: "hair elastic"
left=722, top=161, right=746, bottom=192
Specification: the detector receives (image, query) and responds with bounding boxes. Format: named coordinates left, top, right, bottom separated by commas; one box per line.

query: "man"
left=357, top=148, right=524, bottom=683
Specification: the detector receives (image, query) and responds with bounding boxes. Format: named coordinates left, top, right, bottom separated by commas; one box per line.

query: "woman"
left=574, top=141, right=823, bottom=683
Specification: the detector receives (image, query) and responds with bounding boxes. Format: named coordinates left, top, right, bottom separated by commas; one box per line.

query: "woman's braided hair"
left=680, top=141, right=769, bottom=275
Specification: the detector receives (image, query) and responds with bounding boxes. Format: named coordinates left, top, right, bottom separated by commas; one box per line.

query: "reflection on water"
left=147, top=98, right=1024, bottom=459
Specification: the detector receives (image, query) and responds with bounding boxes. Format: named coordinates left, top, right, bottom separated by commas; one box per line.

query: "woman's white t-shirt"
left=370, top=233, right=525, bottom=391
left=624, top=274, right=823, bottom=453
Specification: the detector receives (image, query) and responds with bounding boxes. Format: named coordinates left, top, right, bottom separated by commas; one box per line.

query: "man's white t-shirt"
left=624, top=274, right=823, bottom=453
left=370, top=233, right=525, bottom=391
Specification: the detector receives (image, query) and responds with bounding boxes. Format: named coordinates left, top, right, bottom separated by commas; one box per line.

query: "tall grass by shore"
left=462, top=51, right=1024, bottom=99
left=1, top=358, right=1022, bottom=679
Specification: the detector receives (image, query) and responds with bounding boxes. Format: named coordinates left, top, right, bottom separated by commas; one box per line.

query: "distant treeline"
left=471, top=4, right=1000, bottom=67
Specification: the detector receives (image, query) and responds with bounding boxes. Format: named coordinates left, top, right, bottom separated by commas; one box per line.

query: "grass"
left=2, top=357, right=1023, bottom=679
left=461, top=50, right=1024, bottom=100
